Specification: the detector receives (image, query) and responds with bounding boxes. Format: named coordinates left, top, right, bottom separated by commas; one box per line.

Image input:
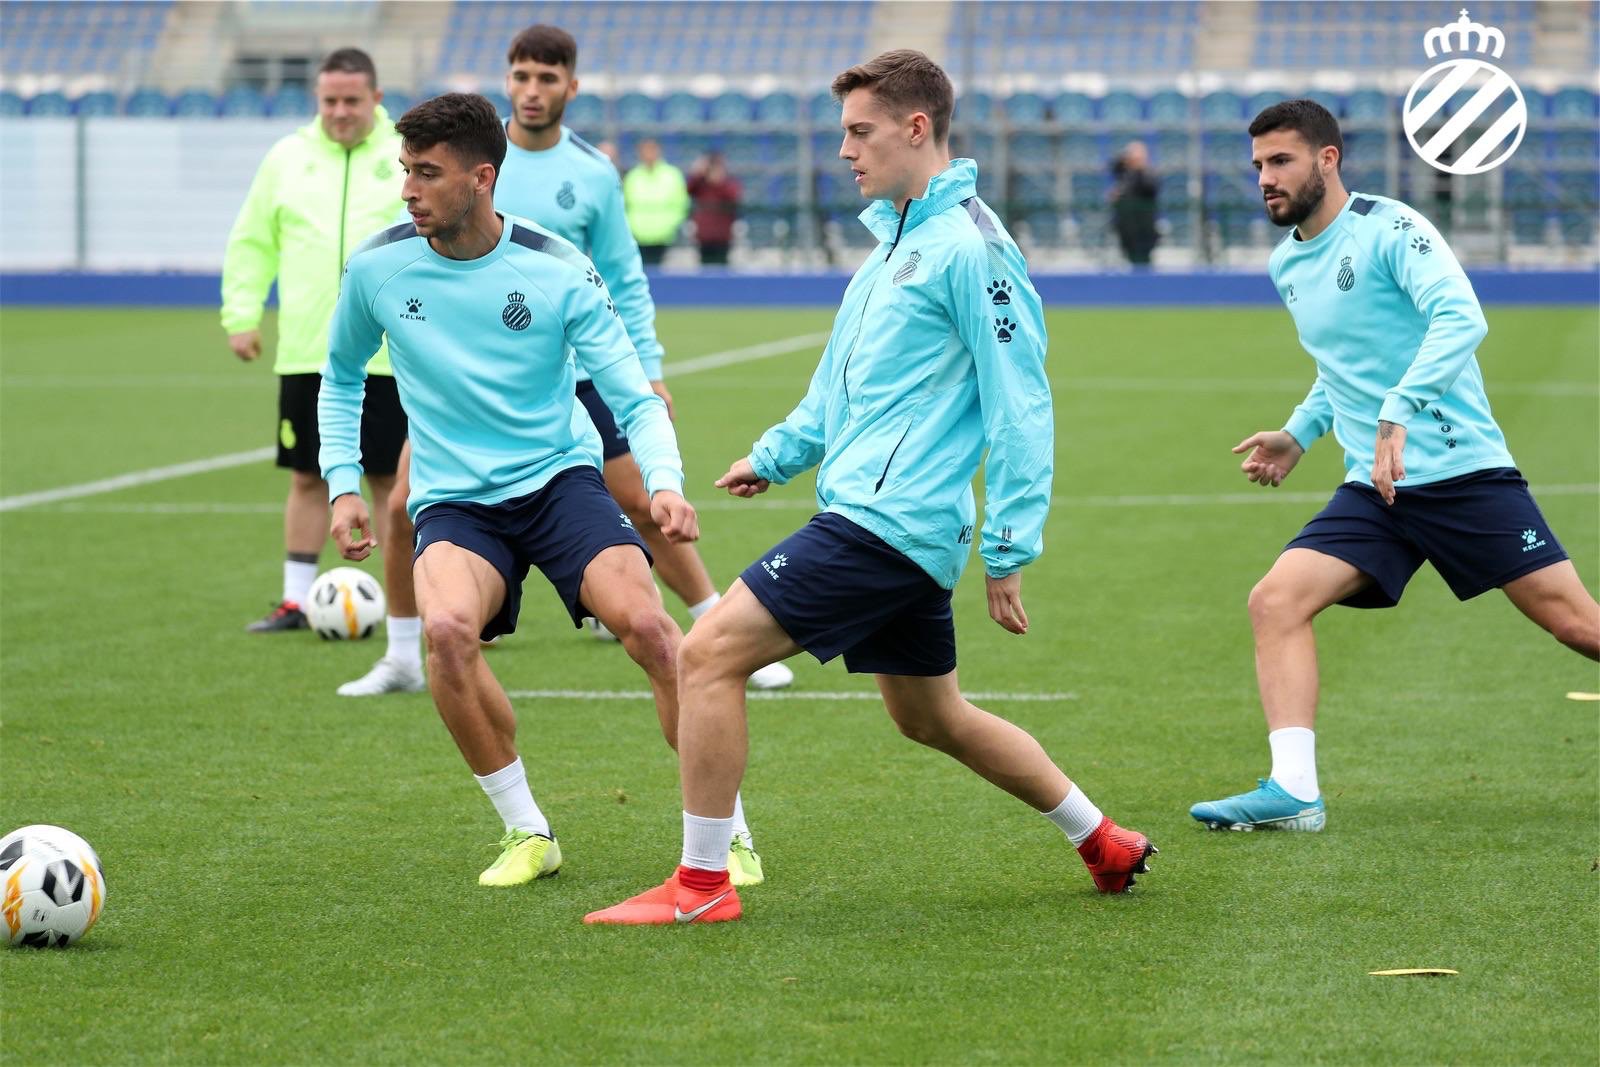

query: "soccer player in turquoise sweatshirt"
left=1191, top=100, right=1599, bottom=833
left=587, top=51, right=1156, bottom=926
left=319, top=93, right=700, bottom=888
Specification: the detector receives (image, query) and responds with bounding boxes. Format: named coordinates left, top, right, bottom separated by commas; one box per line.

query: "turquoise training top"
left=1271, top=191, right=1514, bottom=486
left=749, top=158, right=1053, bottom=590
left=496, top=127, right=665, bottom=382
left=319, top=214, right=683, bottom=521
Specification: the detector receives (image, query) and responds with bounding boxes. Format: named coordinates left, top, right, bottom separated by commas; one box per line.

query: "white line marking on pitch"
left=506, top=688, right=1075, bottom=702
left=20, top=483, right=1598, bottom=517
left=0, top=332, right=829, bottom=514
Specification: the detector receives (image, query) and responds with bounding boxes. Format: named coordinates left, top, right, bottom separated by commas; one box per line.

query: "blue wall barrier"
left=1, top=269, right=1596, bottom=307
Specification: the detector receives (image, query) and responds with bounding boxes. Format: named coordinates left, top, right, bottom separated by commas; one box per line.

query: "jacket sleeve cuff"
left=1282, top=411, right=1322, bottom=452
left=220, top=309, right=262, bottom=334
left=326, top=467, right=362, bottom=503
left=1377, top=394, right=1415, bottom=427
left=644, top=468, right=685, bottom=497
left=983, top=560, right=1022, bottom=579
left=748, top=450, right=783, bottom=485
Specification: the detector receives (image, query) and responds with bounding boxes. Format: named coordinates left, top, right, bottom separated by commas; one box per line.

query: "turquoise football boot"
left=1190, top=778, right=1326, bottom=832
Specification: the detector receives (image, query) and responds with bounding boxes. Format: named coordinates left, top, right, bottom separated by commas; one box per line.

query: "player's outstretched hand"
left=228, top=330, right=262, bottom=362
left=986, top=573, right=1029, bottom=635
left=1371, top=420, right=1407, bottom=505
left=1233, top=430, right=1304, bottom=487
left=330, top=493, right=375, bottom=561
left=650, top=379, right=676, bottom=422
left=714, top=456, right=771, bottom=498
left=650, top=490, right=699, bottom=544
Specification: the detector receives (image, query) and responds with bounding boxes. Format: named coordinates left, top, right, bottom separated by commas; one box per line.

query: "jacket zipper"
left=841, top=200, right=912, bottom=407
left=337, top=147, right=352, bottom=288
left=873, top=420, right=913, bottom=493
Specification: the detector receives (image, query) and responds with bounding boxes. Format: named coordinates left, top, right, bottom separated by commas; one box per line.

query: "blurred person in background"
left=221, top=47, right=407, bottom=633
left=1110, top=139, right=1159, bottom=268
left=623, top=138, right=690, bottom=265
left=596, top=138, right=624, bottom=173
left=687, top=151, right=742, bottom=265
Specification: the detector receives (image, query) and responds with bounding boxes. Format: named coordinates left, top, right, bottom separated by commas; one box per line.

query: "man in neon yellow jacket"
left=622, top=138, right=690, bottom=265
left=221, top=48, right=409, bottom=632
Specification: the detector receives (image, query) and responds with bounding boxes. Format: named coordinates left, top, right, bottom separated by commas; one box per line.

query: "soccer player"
left=319, top=93, right=701, bottom=887
left=340, top=24, right=792, bottom=707
left=1190, top=100, right=1600, bottom=833
left=586, top=51, right=1156, bottom=926
left=222, top=48, right=407, bottom=632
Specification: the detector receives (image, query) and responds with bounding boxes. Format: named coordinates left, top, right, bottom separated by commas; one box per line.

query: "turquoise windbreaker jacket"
left=749, top=159, right=1052, bottom=590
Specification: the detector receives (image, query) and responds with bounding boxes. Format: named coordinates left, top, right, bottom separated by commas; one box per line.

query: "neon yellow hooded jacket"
left=221, top=106, right=403, bottom=375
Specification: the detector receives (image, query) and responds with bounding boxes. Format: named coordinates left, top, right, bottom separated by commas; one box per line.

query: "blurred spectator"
left=623, top=138, right=690, bottom=265
left=687, top=152, right=742, bottom=266
left=596, top=138, right=623, bottom=173
left=1110, top=140, right=1159, bottom=267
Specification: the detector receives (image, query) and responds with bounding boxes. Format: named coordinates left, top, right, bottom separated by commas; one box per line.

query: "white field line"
left=0, top=332, right=830, bottom=514
left=24, top=483, right=1598, bottom=517
left=506, top=688, right=1075, bottom=703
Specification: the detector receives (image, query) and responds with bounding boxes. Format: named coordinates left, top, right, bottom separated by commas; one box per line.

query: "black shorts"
left=740, top=512, right=956, bottom=676
left=574, top=379, right=631, bottom=461
left=276, top=373, right=407, bottom=476
left=410, top=466, right=650, bottom=640
left=1286, top=467, right=1569, bottom=608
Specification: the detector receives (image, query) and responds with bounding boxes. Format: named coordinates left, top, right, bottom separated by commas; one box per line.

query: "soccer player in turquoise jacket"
left=1191, top=100, right=1599, bottom=833
left=319, top=93, right=703, bottom=889
left=588, top=51, right=1156, bottom=926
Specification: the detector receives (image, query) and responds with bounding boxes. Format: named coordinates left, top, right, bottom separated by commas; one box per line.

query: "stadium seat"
left=1345, top=89, right=1389, bottom=122
left=122, top=88, right=170, bottom=117
left=661, top=91, right=704, bottom=125
left=807, top=91, right=839, bottom=125
left=1052, top=91, right=1094, bottom=124
left=616, top=92, right=658, bottom=124
left=382, top=90, right=414, bottom=117
left=564, top=94, right=603, bottom=128
left=74, top=90, right=119, bottom=117
left=1062, top=133, right=1102, bottom=167
left=709, top=91, right=752, bottom=124
left=172, top=89, right=217, bottom=118
left=1147, top=89, right=1189, bottom=126
left=218, top=86, right=267, bottom=117
left=1009, top=132, right=1055, bottom=166
left=267, top=86, right=311, bottom=117
left=960, top=91, right=995, bottom=123
left=26, top=91, right=72, bottom=117
left=755, top=91, right=799, bottom=124
left=1200, top=91, right=1242, bottom=127
left=1099, top=90, right=1142, bottom=123
left=1003, top=92, right=1048, bottom=124
left=1551, top=87, right=1597, bottom=121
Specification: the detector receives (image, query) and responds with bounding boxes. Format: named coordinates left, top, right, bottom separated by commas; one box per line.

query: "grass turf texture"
left=1, top=305, right=1596, bottom=1064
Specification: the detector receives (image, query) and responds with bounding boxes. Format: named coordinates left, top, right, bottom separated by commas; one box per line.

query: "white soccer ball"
left=306, top=567, right=386, bottom=640
left=0, top=825, right=107, bottom=948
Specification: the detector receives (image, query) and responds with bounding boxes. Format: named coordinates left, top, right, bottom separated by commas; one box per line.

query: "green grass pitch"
left=1, top=304, right=1595, bottom=1064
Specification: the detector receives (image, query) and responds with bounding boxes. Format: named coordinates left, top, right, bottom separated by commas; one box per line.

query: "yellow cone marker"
left=1369, top=968, right=1458, bottom=977
left=1565, top=692, right=1600, bottom=701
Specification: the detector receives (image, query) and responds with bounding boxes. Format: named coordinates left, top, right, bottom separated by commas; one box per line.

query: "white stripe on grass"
left=0, top=331, right=830, bottom=514
left=506, top=688, right=1075, bottom=703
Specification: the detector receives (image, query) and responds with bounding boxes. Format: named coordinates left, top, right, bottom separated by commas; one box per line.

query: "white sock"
left=474, top=757, right=551, bottom=837
left=284, top=560, right=318, bottom=606
left=681, top=810, right=734, bottom=871
left=1269, top=727, right=1320, bottom=802
left=386, top=615, right=422, bottom=667
left=731, top=792, right=752, bottom=848
left=687, top=592, right=721, bottom=620
left=1043, top=785, right=1104, bottom=846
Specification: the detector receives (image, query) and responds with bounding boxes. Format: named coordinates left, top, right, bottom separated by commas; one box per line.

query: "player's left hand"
left=1371, top=420, right=1407, bottom=505
left=986, top=573, right=1029, bottom=635
left=650, top=380, right=675, bottom=421
left=650, top=490, right=699, bottom=543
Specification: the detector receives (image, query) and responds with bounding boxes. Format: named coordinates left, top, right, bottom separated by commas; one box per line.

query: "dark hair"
left=831, top=49, right=954, bottom=143
left=395, top=93, right=507, bottom=176
left=507, top=24, right=578, bottom=70
left=318, top=47, right=378, bottom=89
left=1248, top=99, right=1344, bottom=169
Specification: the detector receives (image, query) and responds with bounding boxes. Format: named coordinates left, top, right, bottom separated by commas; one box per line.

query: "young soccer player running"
left=1190, top=100, right=1599, bottom=833
left=340, top=24, right=792, bottom=712
left=586, top=51, right=1156, bottom=926
left=320, top=93, right=701, bottom=887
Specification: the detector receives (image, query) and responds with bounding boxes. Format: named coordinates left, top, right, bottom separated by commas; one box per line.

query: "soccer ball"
left=0, top=825, right=106, bottom=948
left=306, top=567, right=385, bottom=640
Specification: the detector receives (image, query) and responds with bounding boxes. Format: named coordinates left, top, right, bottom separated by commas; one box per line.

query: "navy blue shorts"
left=575, top=379, right=630, bottom=461
left=412, top=466, right=650, bottom=639
left=740, top=512, right=956, bottom=676
left=1286, top=468, right=1569, bottom=608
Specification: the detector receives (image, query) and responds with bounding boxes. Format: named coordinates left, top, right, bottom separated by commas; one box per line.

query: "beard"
left=513, top=94, right=566, bottom=134
left=1266, top=166, right=1326, bottom=229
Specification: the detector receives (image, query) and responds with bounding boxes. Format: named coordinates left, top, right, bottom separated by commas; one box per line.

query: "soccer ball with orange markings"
left=306, top=567, right=385, bottom=641
left=0, top=825, right=106, bottom=948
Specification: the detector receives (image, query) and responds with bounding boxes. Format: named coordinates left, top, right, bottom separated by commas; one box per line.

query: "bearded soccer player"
left=1190, top=100, right=1599, bottom=833
left=342, top=24, right=792, bottom=703
left=586, top=51, right=1156, bottom=926
left=320, top=93, right=700, bottom=887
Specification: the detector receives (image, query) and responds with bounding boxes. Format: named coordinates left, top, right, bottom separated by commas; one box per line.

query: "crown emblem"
left=1424, top=9, right=1505, bottom=59
left=506, top=291, right=525, bottom=304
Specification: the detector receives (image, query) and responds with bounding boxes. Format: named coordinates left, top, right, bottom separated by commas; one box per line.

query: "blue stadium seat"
left=1099, top=91, right=1142, bottom=123
left=1158, top=172, right=1190, bottom=203
left=960, top=91, right=995, bottom=123
left=661, top=92, right=704, bottom=125
left=218, top=86, right=267, bottom=117
left=74, top=90, right=118, bottom=117
left=1554, top=131, right=1598, bottom=161
left=709, top=91, right=752, bottom=124
left=27, top=91, right=73, bottom=117
left=1052, top=91, right=1094, bottom=124
left=565, top=95, right=604, bottom=128
left=1062, top=133, right=1101, bottom=167
left=807, top=91, right=839, bottom=125
left=1552, top=87, right=1598, bottom=121
left=1004, top=92, right=1048, bottom=124
left=1009, top=132, right=1054, bottom=165
left=755, top=91, right=798, bottom=124
left=1345, top=89, right=1389, bottom=122
left=616, top=92, right=658, bottom=124
left=1012, top=171, right=1055, bottom=210
left=172, top=89, right=217, bottom=117
left=1069, top=172, right=1106, bottom=206
left=1200, top=91, right=1242, bottom=127
left=1246, top=91, right=1285, bottom=119
left=1147, top=89, right=1188, bottom=125
left=382, top=90, right=414, bottom=117
left=123, top=88, right=170, bottom=117
left=0, top=90, right=25, bottom=116
left=1152, top=132, right=1190, bottom=167
left=267, top=86, right=311, bottom=117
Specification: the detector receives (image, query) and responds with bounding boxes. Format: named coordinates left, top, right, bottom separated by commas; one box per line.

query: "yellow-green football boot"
left=479, top=829, right=562, bottom=886
left=727, top=837, right=764, bottom=887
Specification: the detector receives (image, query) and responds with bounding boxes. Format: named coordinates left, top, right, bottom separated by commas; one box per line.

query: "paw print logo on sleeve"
left=986, top=279, right=1012, bottom=305
left=993, top=316, right=1016, bottom=343
left=585, top=268, right=606, bottom=289
left=1410, top=235, right=1432, bottom=255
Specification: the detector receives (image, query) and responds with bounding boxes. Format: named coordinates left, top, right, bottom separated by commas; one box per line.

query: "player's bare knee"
left=423, top=611, right=479, bottom=669
left=1248, top=578, right=1302, bottom=633
left=678, top=620, right=737, bottom=685
left=1550, top=611, right=1600, bottom=660
left=616, top=607, right=676, bottom=668
left=290, top=469, right=324, bottom=494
